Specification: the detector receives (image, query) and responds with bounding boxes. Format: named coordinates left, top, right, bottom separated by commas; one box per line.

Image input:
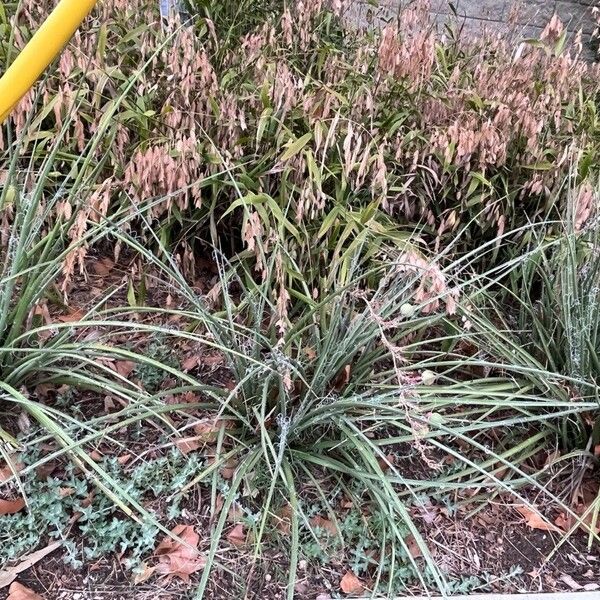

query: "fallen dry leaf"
left=114, top=360, right=136, bottom=378
left=193, top=418, right=235, bottom=444
left=376, top=453, right=396, bottom=473
left=274, top=504, right=293, bottom=534
left=175, top=437, right=201, bottom=455
left=555, top=506, right=600, bottom=535
left=182, top=355, right=200, bottom=371
left=0, top=458, right=23, bottom=483
left=226, top=502, right=244, bottom=524
left=555, top=512, right=570, bottom=531
left=103, top=396, right=117, bottom=412
left=0, top=498, right=25, bottom=516
left=405, top=534, right=423, bottom=559
left=310, top=515, right=338, bottom=537
left=560, top=574, right=583, bottom=590
left=154, top=524, right=206, bottom=582
left=56, top=308, right=85, bottom=323
left=544, top=449, right=561, bottom=466
left=203, top=352, right=226, bottom=368
left=117, top=454, right=132, bottom=466
left=515, top=505, right=561, bottom=532
left=17, top=412, right=31, bottom=434
left=58, top=487, right=74, bottom=498
left=0, top=542, right=62, bottom=589
left=220, top=457, right=238, bottom=480
left=89, top=450, right=103, bottom=462
left=333, top=364, right=351, bottom=391
left=7, top=582, right=45, bottom=600
left=34, top=461, right=57, bottom=480
left=132, top=562, right=156, bottom=585
left=92, top=257, right=114, bottom=277
left=340, top=571, right=363, bottom=595
left=226, top=523, right=246, bottom=547
left=304, top=346, right=317, bottom=361
left=294, top=581, right=309, bottom=595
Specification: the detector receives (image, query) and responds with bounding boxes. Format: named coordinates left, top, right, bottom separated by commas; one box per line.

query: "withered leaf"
left=274, top=504, right=293, bottom=534
left=560, top=574, right=583, bottom=590
left=219, top=456, right=238, bottom=480
left=154, top=524, right=206, bottom=581
left=310, top=515, right=338, bottom=537
left=515, top=505, right=561, bottom=532
left=7, top=582, right=45, bottom=600
left=132, top=562, right=156, bottom=585
left=0, top=498, right=25, bottom=516
left=0, top=458, right=23, bottom=483
left=340, top=571, right=363, bottom=595
left=226, top=523, right=246, bottom=547
left=115, top=360, right=136, bottom=378
left=182, top=355, right=199, bottom=372
left=193, top=418, right=235, bottom=443
left=405, top=534, right=423, bottom=559
left=175, top=437, right=201, bottom=455
left=555, top=505, right=600, bottom=535
left=92, top=257, right=114, bottom=277
left=0, top=542, right=61, bottom=589
left=89, top=450, right=103, bottom=462
left=333, top=364, right=351, bottom=391
left=56, top=308, right=85, bottom=323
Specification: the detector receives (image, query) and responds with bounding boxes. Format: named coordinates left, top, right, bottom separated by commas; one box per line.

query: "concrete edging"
left=394, top=594, right=599, bottom=600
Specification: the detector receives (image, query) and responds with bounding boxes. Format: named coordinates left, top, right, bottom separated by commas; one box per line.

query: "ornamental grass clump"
left=2, top=0, right=599, bottom=287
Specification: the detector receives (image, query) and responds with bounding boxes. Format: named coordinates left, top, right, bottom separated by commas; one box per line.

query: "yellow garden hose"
left=0, top=0, right=98, bottom=124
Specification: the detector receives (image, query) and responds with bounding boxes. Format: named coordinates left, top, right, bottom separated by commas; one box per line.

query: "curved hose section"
left=0, top=0, right=98, bottom=124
